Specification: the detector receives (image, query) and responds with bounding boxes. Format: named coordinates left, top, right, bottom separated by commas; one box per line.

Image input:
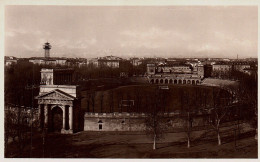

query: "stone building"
left=97, top=55, right=122, bottom=68
left=147, top=63, right=204, bottom=85
left=35, top=68, right=81, bottom=134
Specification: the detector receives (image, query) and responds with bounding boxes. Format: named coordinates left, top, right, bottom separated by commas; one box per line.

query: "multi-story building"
left=130, top=58, right=143, bottom=66
left=211, top=61, right=251, bottom=78
left=97, top=55, right=122, bottom=68
left=147, top=62, right=204, bottom=85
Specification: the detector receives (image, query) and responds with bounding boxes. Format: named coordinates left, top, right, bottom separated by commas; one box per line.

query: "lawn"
left=6, top=122, right=257, bottom=158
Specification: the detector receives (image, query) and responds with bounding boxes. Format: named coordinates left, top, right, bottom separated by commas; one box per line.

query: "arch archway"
left=178, top=80, right=182, bottom=84
left=150, top=79, right=154, bottom=84
left=174, top=80, right=177, bottom=84
left=160, top=79, right=164, bottom=84
left=187, top=80, right=191, bottom=84
left=155, top=79, right=159, bottom=84
left=183, top=80, right=186, bottom=84
left=51, top=106, right=63, bottom=132
left=196, top=80, right=200, bottom=85
left=169, top=79, right=173, bottom=84
left=165, top=79, right=168, bottom=84
left=192, top=80, right=195, bottom=85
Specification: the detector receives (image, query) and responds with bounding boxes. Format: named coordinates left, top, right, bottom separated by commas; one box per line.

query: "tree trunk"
left=153, top=134, right=156, bottom=150
left=187, top=137, right=190, bottom=148
left=187, top=112, right=190, bottom=148
left=217, top=130, right=221, bottom=145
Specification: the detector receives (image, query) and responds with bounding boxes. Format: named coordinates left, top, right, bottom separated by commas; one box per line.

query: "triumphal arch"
left=35, top=68, right=80, bottom=134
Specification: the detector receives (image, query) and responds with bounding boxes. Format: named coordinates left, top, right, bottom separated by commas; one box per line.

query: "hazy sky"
left=5, top=6, right=258, bottom=59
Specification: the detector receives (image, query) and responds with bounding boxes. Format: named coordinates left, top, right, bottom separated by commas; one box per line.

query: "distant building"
left=147, top=62, right=204, bottom=85
left=211, top=63, right=232, bottom=78
left=5, top=56, right=17, bottom=66
left=211, top=61, right=252, bottom=78
left=97, top=55, right=122, bottom=68
left=130, top=58, right=143, bottom=66
left=232, top=62, right=251, bottom=72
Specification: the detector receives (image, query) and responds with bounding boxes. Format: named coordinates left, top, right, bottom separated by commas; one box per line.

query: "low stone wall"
left=84, top=113, right=146, bottom=131
left=84, top=112, right=207, bottom=131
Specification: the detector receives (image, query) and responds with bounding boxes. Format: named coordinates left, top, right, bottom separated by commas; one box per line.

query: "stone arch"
left=155, top=79, right=159, bottom=84
left=178, top=80, right=182, bottom=84
left=165, top=79, right=168, bottom=84
left=150, top=79, right=154, bottom=84
left=187, top=80, right=191, bottom=84
left=196, top=80, right=200, bottom=85
left=51, top=106, right=64, bottom=132
left=169, top=79, right=173, bottom=84
left=192, top=80, right=195, bottom=85
left=160, top=79, right=164, bottom=84
left=174, top=79, right=177, bottom=84
left=183, top=80, right=186, bottom=84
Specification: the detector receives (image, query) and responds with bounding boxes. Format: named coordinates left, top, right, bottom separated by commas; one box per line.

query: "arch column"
left=44, top=104, right=48, bottom=128
left=38, top=104, right=41, bottom=119
left=62, top=106, right=66, bottom=130
left=69, top=105, right=73, bottom=131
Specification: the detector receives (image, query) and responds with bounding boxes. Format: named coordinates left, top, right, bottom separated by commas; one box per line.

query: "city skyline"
left=5, top=6, right=258, bottom=59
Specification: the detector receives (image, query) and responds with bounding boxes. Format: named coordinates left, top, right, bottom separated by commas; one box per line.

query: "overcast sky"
left=5, top=6, right=258, bottom=59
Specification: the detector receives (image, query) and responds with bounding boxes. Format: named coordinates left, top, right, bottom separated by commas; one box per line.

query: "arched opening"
left=196, top=80, right=200, bottom=85
left=150, top=79, right=154, bottom=84
left=160, top=79, right=164, bottom=84
left=51, top=106, right=63, bottom=132
left=192, top=80, right=195, bottom=85
left=183, top=80, right=186, bottom=84
left=155, top=79, right=159, bottom=84
left=169, top=79, right=173, bottom=84
left=187, top=80, right=191, bottom=84
left=98, top=120, right=103, bottom=130
left=178, top=80, right=182, bottom=84
left=165, top=79, right=168, bottom=84
left=174, top=80, right=177, bottom=84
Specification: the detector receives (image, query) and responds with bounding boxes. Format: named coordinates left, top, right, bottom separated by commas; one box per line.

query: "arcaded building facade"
left=147, top=63, right=204, bottom=85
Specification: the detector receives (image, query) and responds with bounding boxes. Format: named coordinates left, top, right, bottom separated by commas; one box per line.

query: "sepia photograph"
left=3, top=2, right=258, bottom=159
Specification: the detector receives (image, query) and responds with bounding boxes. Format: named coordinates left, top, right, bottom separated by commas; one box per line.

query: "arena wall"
left=84, top=112, right=207, bottom=131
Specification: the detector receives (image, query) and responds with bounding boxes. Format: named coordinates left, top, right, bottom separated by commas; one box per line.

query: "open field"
left=6, top=122, right=257, bottom=158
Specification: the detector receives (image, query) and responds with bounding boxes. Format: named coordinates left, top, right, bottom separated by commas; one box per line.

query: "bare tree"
left=144, top=90, right=167, bottom=150
left=208, top=88, right=231, bottom=145
left=180, top=90, right=194, bottom=148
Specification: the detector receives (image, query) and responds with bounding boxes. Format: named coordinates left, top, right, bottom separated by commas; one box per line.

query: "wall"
left=84, top=112, right=207, bottom=131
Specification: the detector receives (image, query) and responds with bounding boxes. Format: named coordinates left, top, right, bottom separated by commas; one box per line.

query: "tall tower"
left=43, top=42, right=52, bottom=58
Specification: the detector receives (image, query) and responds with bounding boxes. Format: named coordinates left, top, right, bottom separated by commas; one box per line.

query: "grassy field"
left=6, top=122, right=257, bottom=158
left=80, top=84, right=228, bottom=113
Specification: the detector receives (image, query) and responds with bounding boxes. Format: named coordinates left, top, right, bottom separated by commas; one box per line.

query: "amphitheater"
left=34, top=67, right=238, bottom=134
